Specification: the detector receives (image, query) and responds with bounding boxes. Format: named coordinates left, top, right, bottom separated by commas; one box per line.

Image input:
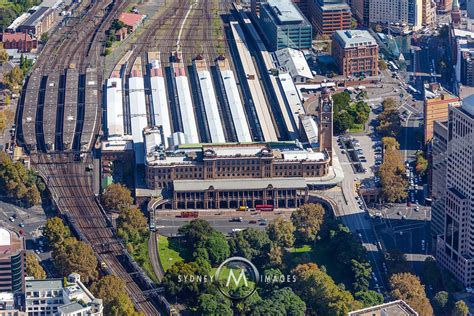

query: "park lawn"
left=349, top=123, right=365, bottom=133
left=288, top=244, right=312, bottom=253
left=158, top=235, right=184, bottom=271
left=129, top=235, right=159, bottom=283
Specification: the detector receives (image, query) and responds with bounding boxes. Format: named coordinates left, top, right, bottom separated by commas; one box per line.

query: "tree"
left=267, top=217, right=295, bottom=248
left=433, top=291, right=449, bottom=314
left=53, top=239, right=98, bottom=283
left=4, top=66, right=24, bottom=92
left=291, top=203, right=325, bottom=242
left=268, top=245, right=284, bottom=267
left=379, top=59, right=388, bottom=71
left=0, top=43, right=8, bottom=64
left=25, top=252, right=46, bottom=279
left=416, top=151, right=428, bottom=175
left=377, top=98, right=401, bottom=137
left=91, top=275, right=143, bottom=316
left=194, top=231, right=230, bottom=265
left=43, top=217, right=71, bottom=245
left=179, top=219, right=214, bottom=247
left=421, top=257, right=444, bottom=293
left=252, top=288, right=306, bottom=316
left=4, top=94, right=11, bottom=106
left=40, top=32, right=48, bottom=43
left=197, top=293, right=233, bottom=316
left=334, top=111, right=354, bottom=134
left=351, top=260, right=372, bottom=292
left=292, top=263, right=362, bottom=315
left=378, top=138, right=408, bottom=203
left=452, top=300, right=469, bottom=316
left=101, top=183, right=133, bottom=212
left=385, top=249, right=410, bottom=274
left=25, top=186, right=41, bottom=206
left=389, top=273, right=433, bottom=316
left=104, top=48, right=112, bottom=56
left=116, top=207, right=147, bottom=242
left=228, top=228, right=271, bottom=261
left=355, top=290, right=384, bottom=307
left=382, top=136, right=400, bottom=151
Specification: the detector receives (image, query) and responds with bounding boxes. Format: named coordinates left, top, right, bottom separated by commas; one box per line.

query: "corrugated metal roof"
left=197, top=70, right=226, bottom=143
left=278, top=73, right=304, bottom=135
left=106, top=78, right=125, bottom=137
left=220, top=70, right=252, bottom=142
left=275, top=48, right=312, bottom=80
left=128, top=77, right=148, bottom=164
left=150, top=75, right=171, bottom=149
left=174, top=177, right=307, bottom=191
left=175, top=75, right=199, bottom=144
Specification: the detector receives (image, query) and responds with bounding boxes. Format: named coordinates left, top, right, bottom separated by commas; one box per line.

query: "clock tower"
left=319, top=88, right=333, bottom=164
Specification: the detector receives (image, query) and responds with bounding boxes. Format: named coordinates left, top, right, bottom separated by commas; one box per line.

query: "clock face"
left=323, top=104, right=331, bottom=112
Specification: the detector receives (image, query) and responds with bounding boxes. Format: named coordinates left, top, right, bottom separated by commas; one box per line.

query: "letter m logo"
left=226, top=269, right=248, bottom=288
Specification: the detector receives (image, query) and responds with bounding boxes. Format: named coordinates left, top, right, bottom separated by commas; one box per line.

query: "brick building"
left=308, top=0, right=351, bottom=36
left=1, top=32, right=37, bottom=52
left=332, top=30, right=379, bottom=77
left=17, top=6, right=55, bottom=37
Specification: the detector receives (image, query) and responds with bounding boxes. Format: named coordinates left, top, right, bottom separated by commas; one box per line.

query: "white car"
left=9, top=217, right=14, bottom=222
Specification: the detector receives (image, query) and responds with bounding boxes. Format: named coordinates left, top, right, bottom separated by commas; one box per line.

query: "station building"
left=259, top=0, right=312, bottom=51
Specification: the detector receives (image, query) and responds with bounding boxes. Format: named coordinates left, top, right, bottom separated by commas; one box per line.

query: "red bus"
left=180, top=211, right=199, bottom=218
left=256, top=204, right=274, bottom=212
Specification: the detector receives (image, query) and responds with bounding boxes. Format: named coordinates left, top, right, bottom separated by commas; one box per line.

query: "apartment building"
left=436, top=97, right=474, bottom=287
left=308, top=0, right=352, bottom=36
left=369, top=0, right=423, bottom=31
left=332, top=30, right=379, bottom=77
left=25, top=273, right=103, bottom=316
left=0, top=229, right=24, bottom=294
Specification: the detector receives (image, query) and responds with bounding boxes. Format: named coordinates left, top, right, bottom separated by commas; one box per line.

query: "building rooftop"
left=118, top=12, right=145, bottom=28
left=0, top=229, right=24, bottom=259
left=275, top=48, right=312, bottom=80
left=25, top=279, right=63, bottom=292
left=174, top=177, right=308, bottom=192
left=58, top=302, right=87, bottom=314
left=462, top=93, right=474, bottom=116
left=334, top=30, right=377, bottom=49
left=20, top=7, right=50, bottom=27
left=348, top=300, right=418, bottom=316
left=263, top=0, right=311, bottom=26
left=316, top=0, right=351, bottom=10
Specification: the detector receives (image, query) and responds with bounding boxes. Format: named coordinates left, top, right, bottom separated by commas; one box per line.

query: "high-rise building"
left=422, top=0, right=437, bottom=26
left=436, top=97, right=474, bottom=287
left=468, top=0, right=474, bottom=19
left=251, top=0, right=267, bottom=16
left=423, top=83, right=460, bottom=143
left=0, top=228, right=24, bottom=294
left=308, top=0, right=352, bottom=36
left=452, top=0, right=461, bottom=25
left=259, top=0, right=312, bottom=51
left=369, top=0, right=423, bottom=31
left=350, top=0, right=369, bottom=25
left=332, top=30, right=379, bottom=77
left=436, top=0, right=453, bottom=13
left=430, top=119, right=448, bottom=240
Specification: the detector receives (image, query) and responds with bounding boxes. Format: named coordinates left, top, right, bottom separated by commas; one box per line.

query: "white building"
left=274, top=48, right=312, bottom=83
left=436, top=96, right=474, bottom=287
left=25, top=273, right=103, bottom=316
left=369, top=0, right=423, bottom=31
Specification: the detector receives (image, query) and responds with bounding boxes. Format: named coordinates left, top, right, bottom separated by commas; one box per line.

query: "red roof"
left=2, top=32, right=33, bottom=42
left=118, top=12, right=144, bottom=27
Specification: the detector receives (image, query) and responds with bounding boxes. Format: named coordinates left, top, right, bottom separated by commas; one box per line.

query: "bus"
left=388, top=61, right=399, bottom=72
left=256, top=204, right=274, bottom=212
left=180, top=211, right=199, bottom=218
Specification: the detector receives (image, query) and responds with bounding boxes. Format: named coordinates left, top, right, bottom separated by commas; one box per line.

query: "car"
left=249, top=220, right=257, bottom=224
left=9, top=217, right=14, bottom=222
left=12, top=214, right=17, bottom=219
left=35, top=249, right=40, bottom=255
left=259, top=221, right=267, bottom=226
left=341, top=150, right=346, bottom=154
left=359, top=205, right=364, bottom=210
left=230, top=217, right=243, bottom=222
left=358, top=233, right=363, bottom=239
left=19, top=223, right=24, bottom=228
left=38, top=240, right=44, bottom=246
left=397, top=211, right=402, bottom=216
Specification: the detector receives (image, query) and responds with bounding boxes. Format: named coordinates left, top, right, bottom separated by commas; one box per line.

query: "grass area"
left=158, top=235, right=184, bottom=271
left=288, top=244, right=312, bottom=253
left=128, top=235, right=159, bottom=283
left=349, top=123, right=365, bottom=133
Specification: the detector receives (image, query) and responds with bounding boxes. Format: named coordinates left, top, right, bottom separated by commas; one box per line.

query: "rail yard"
left=15, top=0, right=332, bottom=314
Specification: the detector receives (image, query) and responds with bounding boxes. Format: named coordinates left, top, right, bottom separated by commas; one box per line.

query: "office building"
left=25, top=273, right=103, bottom=315
left=251, top=0, right=266, bottom=16
left=259, top=0, right=312, bottom=51
left=350, top=0, right=369, bottom=25
left=0, top=229, right=24, bottom=293
left=332, top=30, right=379, bottom=77
left=308, top=0, right=352, bottom=36
left=430, top=120, right=448, bottom=240
left=348, top=300, right=418, bottom=316
left=436, top=0, right=453, bottom=12
left=369, top=0, right=423, bottom=31
left=423, top=83, right=460, bottom=143
left=0, top=293, right=25, bottom=316
left=436, top=96, right=474, bottom=287
left=461, top=50, right=474, bottom=86
left=292, top=0, right=309, bottom=16
left=422, top=0, right=436, bottom=26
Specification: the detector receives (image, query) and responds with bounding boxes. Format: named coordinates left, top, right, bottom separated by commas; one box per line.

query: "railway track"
left=32, top=154, right=161, bottom=315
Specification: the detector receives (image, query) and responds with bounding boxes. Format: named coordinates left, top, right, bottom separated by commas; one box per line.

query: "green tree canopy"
left=101, top=183, right=133, bottom=212
left=43, top=217, right=71, bottom=246
left=355, top=290, right=384, bottom=307
left=91, top=275, right=143, bottom=316
left=52, top=239, right=98, bottom=283
left=377, top=98, right=401, bottom=137
left=251, top=287, right=306, bottom=316
left=116, top=207, right=147, bottom=242
left=452, top=300, right=469, bottom=316
left=228, top=228, right=271, bottom=261
left=291, top=203, right=325, bottom=242
left=267, top=217, right=295, bottom=248
left=25, top=252, right=46, bottom=280
left=194, top=230, right=230, bottom=265
left=389, top=272, right=433, bottom=316
left=0, top=43, right=8, bottom=64
left=197, top=293, right=233, bottom=316
left=433, top=291, right=449, bottom=314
